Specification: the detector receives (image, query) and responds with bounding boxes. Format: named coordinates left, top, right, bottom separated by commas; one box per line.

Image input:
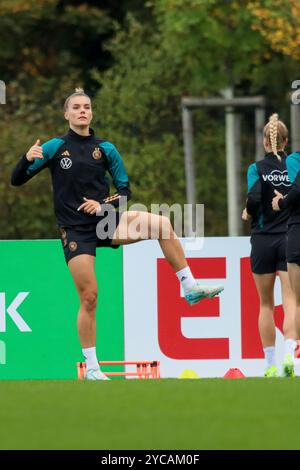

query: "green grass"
left=1, top=378, right=300, bottom=450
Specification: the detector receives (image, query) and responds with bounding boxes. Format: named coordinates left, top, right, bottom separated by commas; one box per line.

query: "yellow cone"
left=179, top=369, right=200, bottom=379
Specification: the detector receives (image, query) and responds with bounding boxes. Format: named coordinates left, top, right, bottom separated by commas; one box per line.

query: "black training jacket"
left=11, top=128, right=132, bottom=227
left=246, top=151, right=291, bottom=234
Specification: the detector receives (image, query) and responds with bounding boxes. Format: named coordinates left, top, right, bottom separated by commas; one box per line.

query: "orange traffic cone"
left=223, top=368, right=246, bottom=379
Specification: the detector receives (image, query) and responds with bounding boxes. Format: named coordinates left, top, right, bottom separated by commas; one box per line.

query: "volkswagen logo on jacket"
left=60, top=157, right=72, bottom=170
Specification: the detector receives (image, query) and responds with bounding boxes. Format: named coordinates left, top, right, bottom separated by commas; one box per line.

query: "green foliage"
left=2, top=0, right=300, bottom=238
left=91, top=6, right=261, bottom=235
left=155, top=0, right=268, bottom=91
left=0, top=79, right=79, bottom=239
left=92, top=2, right=300, bottom=236
left=92, top=16, right=186, bottom=211
left=0, top=1, right=116, bottom=239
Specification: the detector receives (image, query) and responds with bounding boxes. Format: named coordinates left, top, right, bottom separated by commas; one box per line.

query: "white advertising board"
left=123, top=237, right=295, bottom=378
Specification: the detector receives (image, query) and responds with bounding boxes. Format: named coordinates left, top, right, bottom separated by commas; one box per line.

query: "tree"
left=0, top=1, right=119, bottom=238
left=92, top=3, right=268, bottom=235
left=2, top=0, right=300, bottom=238
left=154, top=0, right=268, bottom=92
left=92, top=16, right=186, bottom=211
left=249, top=0, right=300, bottom=61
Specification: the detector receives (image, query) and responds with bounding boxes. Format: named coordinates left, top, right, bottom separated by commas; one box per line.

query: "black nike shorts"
left=250, top=233, right=287, bottom=274
left=59, top=211, right=121, bottom=264
left=286, top=223, right=300, bottom=265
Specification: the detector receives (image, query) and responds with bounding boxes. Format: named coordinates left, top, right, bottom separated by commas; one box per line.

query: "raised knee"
left=81, top=290, right=98, bottom=313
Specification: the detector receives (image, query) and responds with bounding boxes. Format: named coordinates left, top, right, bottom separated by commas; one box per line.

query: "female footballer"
left=272, top=122, right=300, bottom=367
left=243, top=114, right=296, bottom=378
left=11, top=89, right=223, bottom=380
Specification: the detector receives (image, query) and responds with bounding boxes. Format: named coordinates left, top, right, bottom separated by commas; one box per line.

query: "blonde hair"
left=263, top=113, right=288, bottom=160
left=64, top=88, right=91, bottom=111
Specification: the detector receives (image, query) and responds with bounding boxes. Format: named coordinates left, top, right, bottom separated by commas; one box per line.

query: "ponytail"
left=263, top=113, right=288, bottom=160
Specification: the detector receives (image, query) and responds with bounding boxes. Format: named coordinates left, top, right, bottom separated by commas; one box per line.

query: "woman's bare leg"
left=278, top=270, right=296, bottom=340
left=68, top=254, right=98, bottom=348
left=111, top=210, right=223, bottom=303
left=253, top=273, right=276, bottom=348
left=288, top=263, right=300, bottom=341
left=67, top=254, right=108, bottom=379
left=112, top=211, right=187, bottom=271
left=278, top=268, right=297, bottom=376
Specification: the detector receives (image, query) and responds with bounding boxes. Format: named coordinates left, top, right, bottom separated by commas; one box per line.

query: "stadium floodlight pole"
left=182, top=106, right=196, bottom=236
left=255, top=107, right=265, bottom=161
left=231, top=111, right=242, bottom=236
left=291, top=102, right=300, bottom=152
left=223, top=87, right=242, bottom=237
left=181, top=94, right=266, bottom=237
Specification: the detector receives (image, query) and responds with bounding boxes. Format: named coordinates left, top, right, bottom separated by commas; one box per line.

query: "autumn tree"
left=249, top=0, right=300, bottom=61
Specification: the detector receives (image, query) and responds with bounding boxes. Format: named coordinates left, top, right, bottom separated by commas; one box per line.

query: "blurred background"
left=1, top=0, right=300, bottom=239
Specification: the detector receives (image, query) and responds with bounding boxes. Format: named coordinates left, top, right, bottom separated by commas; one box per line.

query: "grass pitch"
left=1, top=378, right=300, bottom=450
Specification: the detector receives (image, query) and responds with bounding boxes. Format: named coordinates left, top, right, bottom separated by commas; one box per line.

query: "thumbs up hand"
left=26, top=139, right=44, bottom=162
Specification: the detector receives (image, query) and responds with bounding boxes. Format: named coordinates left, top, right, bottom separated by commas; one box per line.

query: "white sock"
left=264, top=346, right=276, bottom=369
left=176, top=266, right=197, bottom=294
left=82, top=347, right=99, bottom=370
left=284, top=338, right=296, bottom=357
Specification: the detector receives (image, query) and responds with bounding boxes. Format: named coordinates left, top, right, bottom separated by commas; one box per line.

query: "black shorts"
left=250, top=233, right=287, bottom=274
left=287, top=223, right=300, bottom=265
left=59, top=211, right=121, bottom=264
